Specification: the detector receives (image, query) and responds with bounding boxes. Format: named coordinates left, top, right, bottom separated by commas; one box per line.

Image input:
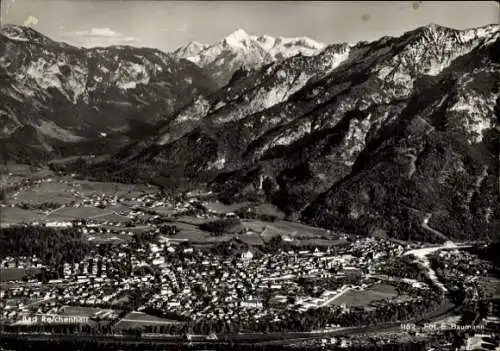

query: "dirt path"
left=421, top=213, right=449, bottom=242
left=318, top=287, right=351, bottom=307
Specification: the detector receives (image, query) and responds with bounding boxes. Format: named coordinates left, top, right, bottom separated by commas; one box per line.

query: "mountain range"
left=1, top=23, right=499, bottom=242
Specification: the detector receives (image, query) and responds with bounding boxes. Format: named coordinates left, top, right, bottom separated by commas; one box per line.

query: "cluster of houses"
left=436, top=249, right=491, bottom=278
left=139, top=240, right=419, bottom=324
left=433, top=249, right=497, bottom=301
left=1, top=255, right=46, bottom=270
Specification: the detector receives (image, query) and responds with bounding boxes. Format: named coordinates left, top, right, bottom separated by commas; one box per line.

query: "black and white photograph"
left=0, top=1, right=499, bottom=350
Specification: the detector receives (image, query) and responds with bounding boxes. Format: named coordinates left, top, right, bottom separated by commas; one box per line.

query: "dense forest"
left=0, top=226, right=91, bottom=267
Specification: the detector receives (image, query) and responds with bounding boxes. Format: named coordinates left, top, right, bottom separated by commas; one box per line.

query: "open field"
left=173, top=221, right=208, bottom=240
left=272, top=220, right=330, bottom=237
left=45, top=206, right=104, bottom=219
left=369, top=284, right=399, bottom=295
left=1, top=164, right=55, bottom=178
left=1, top=207, right=45, bottom=225
left=238, top=233, right=265, bottom=246
left=204, top=201, right=250, bottom=214
left=61, top=306, right=120, bottom=317
left=151, top=206, right=175, bottom=216
left=86, top=233, right=132, bottom=243
left=115, top=311, right=184, bottom=329
left=87, top=211, right=130, bottom=222
left=206, top=234, right=237, bottom=243
left=100, top=225, right=150, bottom=233
left=291, top=238, right=349, bottom=247
left=9, top=182, right=75, bottom=204
left=478, top=277, right=500, bottom=298
left=252, top=203, right=285, bottom=219
left=175, top=216, right=212, bottom=226
left=1, top=205, right=130, bottom=226
left=0, top=268, right=42, bottom=282
left=75, top=180, right=156, bottom=197
left=5, top=176, right=158, bottom=206
left=244, top=220, right=329, bottom=239
left=330, top=284, right=399, bottom=307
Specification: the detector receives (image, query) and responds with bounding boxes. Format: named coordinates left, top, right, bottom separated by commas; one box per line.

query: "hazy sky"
left=1, top=1, right=498, bottom=52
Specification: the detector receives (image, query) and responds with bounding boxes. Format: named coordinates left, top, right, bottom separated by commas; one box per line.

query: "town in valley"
left=1, top=165, right=498, bottom=350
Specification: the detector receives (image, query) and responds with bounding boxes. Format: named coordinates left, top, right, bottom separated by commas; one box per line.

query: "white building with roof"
left=241, top=250, right=254, bottom=262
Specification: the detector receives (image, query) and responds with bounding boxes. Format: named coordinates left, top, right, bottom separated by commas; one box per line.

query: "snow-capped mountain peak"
left=172, top=40, right=209, bottom=64
left=172, top=29, right=326, bottom=86
left=255, top=35, right=275, bottom=50
left=174, top=41, right=208, bottom=56
left=223, top=29, right=251, bottom=46
left=0, top=24, right=53, bottom=44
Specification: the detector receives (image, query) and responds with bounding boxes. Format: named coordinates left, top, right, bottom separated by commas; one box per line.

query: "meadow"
left=330, top=284, right=400, bottom=307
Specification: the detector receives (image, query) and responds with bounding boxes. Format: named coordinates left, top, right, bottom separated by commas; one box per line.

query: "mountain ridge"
left=69, top=23, right=499, bottom=242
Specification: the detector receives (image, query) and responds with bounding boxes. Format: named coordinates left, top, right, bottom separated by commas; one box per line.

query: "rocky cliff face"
left=0, top=25, right=218, bottom=162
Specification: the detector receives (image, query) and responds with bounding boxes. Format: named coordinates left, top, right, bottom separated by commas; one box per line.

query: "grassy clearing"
left=115, top=311, right=183, bottom=329
left=91, top=212, right=130, bottom=222
left=86, top=233, right=132, bottom=244
left=204, top=201, right=251, bottom=214
left=253, top=203, right=285, bottom=219
left=238, top=233, right=265, bottom=246
left=45, top=206, right=104, bottom=219
left=75, top=180, right=155, bottom=197
left=1, top=207, right=44, bottom=225
left=207, top=234, right=236, bottom=243
left=152, top=206, right=175, bottom=216
left=175, top=216, right=212, bottom=226
left=61, top=306, right=119, bottom=317
left=13, top=182, right=75, bottom=204
left=478, top=277, right=500, bottom=298
left=272, top=220, right=329, bottom=237
left=243, top=220, right=329, bottom=238
left=175, top=229, right=210, bottom=242
left=1, top=164, right=55, bottom=178
left=331, top=284, right=399, bottom=307
left=243, top=220, right=271, bottom=234
left=2, top=205, right=132, bottom=225
left=369, top=283, right=399, bottom=295
left=292, top=238, right=349, bottom=247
